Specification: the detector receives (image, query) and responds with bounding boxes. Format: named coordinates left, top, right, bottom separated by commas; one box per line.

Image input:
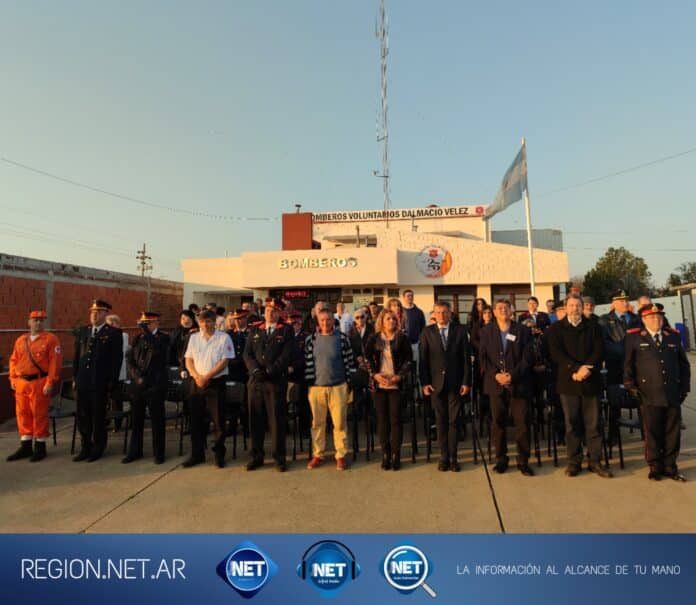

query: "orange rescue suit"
left=9, top=332, right=63, bottom=440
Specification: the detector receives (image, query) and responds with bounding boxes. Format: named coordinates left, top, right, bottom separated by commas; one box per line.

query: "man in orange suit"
left=7, top=310, right=63, bottom=462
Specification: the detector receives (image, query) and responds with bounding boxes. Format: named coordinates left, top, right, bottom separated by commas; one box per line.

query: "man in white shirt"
left=334, top=301, right=353, bottom=334
left=183, top=309, right=236, bottom=468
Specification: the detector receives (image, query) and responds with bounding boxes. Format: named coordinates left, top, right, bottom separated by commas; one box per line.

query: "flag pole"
left=522, top=137, right=536, bottom=296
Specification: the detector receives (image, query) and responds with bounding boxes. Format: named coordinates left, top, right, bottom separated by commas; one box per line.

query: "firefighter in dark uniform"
left=598, top=289, right=641, bottom=439
left=72, top=300, right=123, bottom=462
left=123, top=312, right=170, bottom=464
left=243, top=298, right=296, bottom=472
left=624, top=304, right=691, bottom=481
left=226, top=308, right=250, bottom=382
left=287, top=311, right=310, bottom=439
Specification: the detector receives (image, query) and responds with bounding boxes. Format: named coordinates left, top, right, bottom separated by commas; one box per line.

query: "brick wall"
left=0, top=254, right=184, bottom=422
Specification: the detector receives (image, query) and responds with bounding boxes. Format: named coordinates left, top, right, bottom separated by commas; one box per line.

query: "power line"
left=537, top=145, right=696, bottom=198
left=0, top=157, right=279, bottom=222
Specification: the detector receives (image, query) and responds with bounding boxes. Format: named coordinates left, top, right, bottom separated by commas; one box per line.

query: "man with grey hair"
left=334, top=301, right=353, bottom=334
left=305, top=308, right=355, bottom=470
left=547, top=294, right=611, bottom=478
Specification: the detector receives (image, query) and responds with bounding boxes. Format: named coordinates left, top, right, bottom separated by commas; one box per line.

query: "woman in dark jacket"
left=364, top=309, right=412, bottom=470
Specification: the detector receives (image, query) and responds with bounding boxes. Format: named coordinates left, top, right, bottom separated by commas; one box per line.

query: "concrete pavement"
left=2, top=367, right=696, bottom=534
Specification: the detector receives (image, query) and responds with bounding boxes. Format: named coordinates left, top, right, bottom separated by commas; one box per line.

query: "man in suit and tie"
left=418, top=301, right=471, bottom=471
left=518, top=296, right=551, bottom=334
left=72, top=299, right=123, bottom=462
left=479, top=299, right=535, bottom=475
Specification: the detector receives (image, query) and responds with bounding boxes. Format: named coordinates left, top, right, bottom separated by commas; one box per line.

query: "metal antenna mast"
left=374, top=0, right=391, bottom=222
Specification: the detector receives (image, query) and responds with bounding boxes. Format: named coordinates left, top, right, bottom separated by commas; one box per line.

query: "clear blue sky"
left=1, top=1, right=695, bottom=285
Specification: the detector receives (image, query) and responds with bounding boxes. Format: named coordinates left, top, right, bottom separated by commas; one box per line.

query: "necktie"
left=440, top=327, right=447, bottom=350
left=267, top=327, right=272, bottom=337
left=92, top=327, right=97, bottom=337
left=654, top=333, right=661, bottom=348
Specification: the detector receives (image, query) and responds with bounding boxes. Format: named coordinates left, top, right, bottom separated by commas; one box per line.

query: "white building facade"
left=181, top=204, right=569, bottom=323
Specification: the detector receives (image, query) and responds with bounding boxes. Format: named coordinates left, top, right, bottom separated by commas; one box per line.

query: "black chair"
left=224, top=381, right=247, bottom=459
left=106, top=381, right=131, bottom=455
left=166, top=368, right=188, bottom=456
left=607, top=386, right=643, bottom=469
left=48, top=379, right=78, bottom=453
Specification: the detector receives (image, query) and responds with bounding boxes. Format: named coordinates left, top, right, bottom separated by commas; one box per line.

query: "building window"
left=387, top=288, right=400, bottom=298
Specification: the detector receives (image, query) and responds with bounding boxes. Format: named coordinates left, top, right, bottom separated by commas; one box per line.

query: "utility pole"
left=136, top=243, right=153, bottom=277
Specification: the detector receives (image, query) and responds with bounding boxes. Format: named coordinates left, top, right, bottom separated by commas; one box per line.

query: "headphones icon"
left=301, top=540, right=357, bottom=580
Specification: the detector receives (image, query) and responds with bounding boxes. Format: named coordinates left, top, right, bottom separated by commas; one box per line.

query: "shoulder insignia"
left=640, top=330, right=647, bottom=336
left=626, top=328, right=641, bottom=334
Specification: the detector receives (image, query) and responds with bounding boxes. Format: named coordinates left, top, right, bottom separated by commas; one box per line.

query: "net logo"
left=382, top=544, right=438, bottom=598
left=216, top=541, right=278, bottom=598
left=297, top=540, right=361, bottom=597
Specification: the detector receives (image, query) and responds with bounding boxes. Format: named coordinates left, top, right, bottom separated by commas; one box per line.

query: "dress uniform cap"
left=639, top=303, right=665, bottom=317
left=230, top=308, right=250, bottom=319
left=89, top=299, right=112, bottom=311
left=611, top=289, right=629, bottom=301
left=29, top=310, right=47, bottom=320
left=553, top=301, right=565, bottom=311
left=288, top=311, right=302, bottom=320
left=138, top=311, right=161, bottom=323
left=265, top=297, right=285, bottom=310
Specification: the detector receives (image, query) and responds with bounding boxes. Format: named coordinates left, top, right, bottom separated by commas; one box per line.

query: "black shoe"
left=276, top=462, right=288, bottom=472
left=494, top=459, right=508, bottom=474
left=213, top=445, right=226, bottom=468
left=73, top=449, right=90, bottom=462
left=565, top=464, right=581, bottom=477
left=87, top=452, right=103, bottom=462
left=246, top=459, right=263, bottom=471
left=29, top=441, right=47, bottom=463
left=648, top=468, right=662, bottom=481
left=121, top=454, right=142, bottom=464
left=154, top=456, right=165, bottom=465
left=518, top=463, right=534, bottom=477
left=182, top=456, right=204, bottom=468
left=450, top=461, right=461, bottom=472
left=381, top=454, right=392, bottom=470
left=437, top=460, right=450, bottom=472
left=7, top=441, right=33, bottom=462
left=589, top=463, right=613, bottom=478
left=664, top=469, right=687, bottom=482
left=392, top=453, right=401, bottom=471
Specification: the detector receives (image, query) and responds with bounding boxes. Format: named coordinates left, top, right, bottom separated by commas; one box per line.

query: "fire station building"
left=181, top=204, right=569, bottom=323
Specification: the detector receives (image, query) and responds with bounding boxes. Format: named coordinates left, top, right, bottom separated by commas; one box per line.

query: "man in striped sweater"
left=304, top=308, right=356, bottom=470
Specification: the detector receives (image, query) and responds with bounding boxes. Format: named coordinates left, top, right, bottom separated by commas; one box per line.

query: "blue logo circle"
left=383, top=545, right=430, bottom=591
left=306, top=543, right=351, bottom=591
left=225, top=547, right=270, bottom=594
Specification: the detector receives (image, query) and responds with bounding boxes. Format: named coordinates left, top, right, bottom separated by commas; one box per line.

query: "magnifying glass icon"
left=383, top=545, right=437, bottom=598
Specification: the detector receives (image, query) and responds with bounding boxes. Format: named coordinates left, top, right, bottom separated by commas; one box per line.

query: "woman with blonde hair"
left=364, top=309, right=412, bottom=470
left=385, top=297, right=407, bottom=333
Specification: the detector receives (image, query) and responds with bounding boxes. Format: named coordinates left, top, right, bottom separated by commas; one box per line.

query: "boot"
left=392, top=451, right=401, bottom=471
left=7, top=441, right=33, bottom=461
left=30, top=441, right=47, bottom=462
left=381, top=446, right=391, bottom=470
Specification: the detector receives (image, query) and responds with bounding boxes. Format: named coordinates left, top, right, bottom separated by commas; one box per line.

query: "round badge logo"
left=415, top=246, right=452, bottom=278
left=382, top=545, right=437, bottom=597
left=297, top=540, right=360, bottom=597
left=216, top=541, right=278, bottom=598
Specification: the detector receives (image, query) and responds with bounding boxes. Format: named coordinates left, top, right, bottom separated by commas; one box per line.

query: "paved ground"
left=2, top=360, right=696, bottom=534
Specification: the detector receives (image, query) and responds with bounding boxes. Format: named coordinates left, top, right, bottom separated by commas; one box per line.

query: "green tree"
left=583, top=247, right=653, bottom=304
left=666, top=261, right=696, bottom=287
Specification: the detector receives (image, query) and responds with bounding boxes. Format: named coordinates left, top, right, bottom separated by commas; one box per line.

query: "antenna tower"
left=375, top=0, right=391, bottom=220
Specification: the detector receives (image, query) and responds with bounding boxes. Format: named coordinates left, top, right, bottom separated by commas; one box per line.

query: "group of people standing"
left=5, top=288, right=691, bottom=482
